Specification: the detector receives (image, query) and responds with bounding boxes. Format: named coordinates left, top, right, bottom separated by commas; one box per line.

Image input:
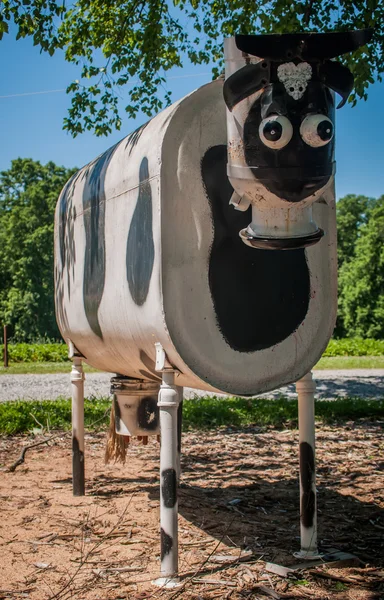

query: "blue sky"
left=0, top=30, right=383, bottom=200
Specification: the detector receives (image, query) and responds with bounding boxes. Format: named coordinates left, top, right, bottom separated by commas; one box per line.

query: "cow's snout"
left=266, top=175, right=331, bottom=203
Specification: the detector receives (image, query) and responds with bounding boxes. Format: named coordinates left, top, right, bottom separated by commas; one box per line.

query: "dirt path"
left=1, top=369, right=384, bottom=401
left=0, top=420, right=383, bottom=599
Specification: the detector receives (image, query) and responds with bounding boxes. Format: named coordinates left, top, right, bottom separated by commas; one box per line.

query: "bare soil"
left=0, top=421, right=383, bottom=600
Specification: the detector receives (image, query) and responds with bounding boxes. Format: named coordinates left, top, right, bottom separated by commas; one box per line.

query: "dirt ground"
left=0, top=420, right=383, bottom=600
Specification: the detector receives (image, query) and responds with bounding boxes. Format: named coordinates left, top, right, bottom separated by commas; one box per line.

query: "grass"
left=314, top=356, right=384, bottom=369
left=0, top=362, right=98, bottom=375
left=0, top=396, right=383, bottom=435
left=1, top=356, right=384, bottom=375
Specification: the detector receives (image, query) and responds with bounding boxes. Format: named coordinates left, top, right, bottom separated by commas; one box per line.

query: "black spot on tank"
left=202, top=145, right=310, bottom=352
left=126, top=158, right=155, bottom=306
left=162, top=468, right=177, bottom=508
left=125, top=122, right=149, bottom=155
left=160, top=528, right=173, bottom=561
left=57, top=171, right=81, bottom=306
left=72, top=436, right=85, bottom=496
left=177, top=401, right=183, bottom=455
left=83, top=144, right=118, bottom=338
left=139, top=350, right=161, bottom=380
left=113, top=395, right=122, bottom=433
left=300, top=441, right=316, bottom=528
left=137, top=396, right=159, bottom=431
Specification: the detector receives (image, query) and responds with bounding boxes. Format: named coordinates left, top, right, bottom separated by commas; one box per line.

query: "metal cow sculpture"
left=55, top=30, right=372, bottom=585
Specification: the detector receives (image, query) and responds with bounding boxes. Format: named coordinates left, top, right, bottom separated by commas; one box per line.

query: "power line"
left=0, top=72, right=212, bottom=100
left=0, top=88, right=65, bottom=99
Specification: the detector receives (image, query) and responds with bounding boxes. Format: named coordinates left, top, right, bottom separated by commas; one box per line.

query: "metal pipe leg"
left=295, top=371, right=319, bottom=558
left=156, top=370, right=180, bottom=585
left=71, top=357, right=85, bottom=496
left=176, top=386, right=183, bottom=483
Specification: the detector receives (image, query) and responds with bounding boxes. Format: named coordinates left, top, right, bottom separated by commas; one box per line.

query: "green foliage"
left=338, top=196, right=384, bottom=339
left=0, top=398, right=110, bottom=435
left=182, top=396, right=384, bottom=430
left=336, top=194, right=375, bottom=269
left=0, top=343, right=68, bottom=363
left=1, top=1, right=382, bottom=136
left=323, top=338, right=384, bottom=357
left=0, top=159, right=76, bottom=342
left=2, top=338, right=383, bottom=371
left=0, top=396, right=382, bottom=435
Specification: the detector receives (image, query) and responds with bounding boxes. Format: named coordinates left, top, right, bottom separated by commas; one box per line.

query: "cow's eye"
left=300, top=114, right=334, bottom=148
left=259, top=116, right=293, bottom=150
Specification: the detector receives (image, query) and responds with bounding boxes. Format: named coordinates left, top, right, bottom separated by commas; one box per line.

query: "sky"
left=0, top=29, right=383, bottom=201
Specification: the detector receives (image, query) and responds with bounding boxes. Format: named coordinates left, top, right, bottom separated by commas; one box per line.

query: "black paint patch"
left=137, top=396, right=159, bottom=431
left=72, top=436, right=85, bottom=496
left=202, top=145, right=310, bottom=352
left=126, top=158, right=155, bottom=306
left=139, top=350, right=161, bottom=380
left=56, top=170, right=81, bottom=327
left=83, top=144, right=118, bottom=338
left=113, top=395, right=122, bottom=433
left=161, top=468, right=177, bottom=508
left=160, top=528, right=173, bottom=561
left=177, top=401, right=183, bottom=455
left=125, top=122, right=149, bottom=154
left=300, top=441, right=316, bottom=528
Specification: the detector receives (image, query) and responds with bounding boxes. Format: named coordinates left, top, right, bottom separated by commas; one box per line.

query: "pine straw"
left=104, top=399, right=127, bottom=465
left=0, top=419, right=383, bottom=600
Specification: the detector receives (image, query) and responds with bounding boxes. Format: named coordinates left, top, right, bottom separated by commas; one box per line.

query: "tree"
left=336, top=194, right=375, bottom=268
left=0, top=1, right=382, bottom=137
left=0, top=158, right=77, bottom=341
left=337, top=196, right=384, bottom=339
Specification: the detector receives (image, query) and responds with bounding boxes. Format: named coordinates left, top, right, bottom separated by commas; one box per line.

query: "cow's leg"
left=71, top=357, right=85, bottom=496
left=154, top=369, right=181, bottom=586
left=294, top=371, right=319, bottom=558
left=176, top=386, right=183, bottom=483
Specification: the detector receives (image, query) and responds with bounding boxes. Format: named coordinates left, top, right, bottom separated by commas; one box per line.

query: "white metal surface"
left=295, top=371, right=319, bottom=557
left=55, top=79, right=337, bottom=396
left=158, top=369, right=180, bottom=578
left=71, top=357, right=85, bottom=496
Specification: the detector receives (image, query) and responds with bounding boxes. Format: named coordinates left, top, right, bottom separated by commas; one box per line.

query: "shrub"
left=0, top=343, right=69, bottom=363
left=323, top=338, right=384, bottom=357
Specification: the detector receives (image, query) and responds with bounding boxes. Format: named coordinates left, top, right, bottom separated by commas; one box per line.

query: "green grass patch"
left=0, top=396, right=383, bottom=436
left=0, top=398, right=111, bottom=435
left=0, top=362, right=98, bottom=375
left=314, top=356, right=384, bottom=369
left=182, top=396, right=384, bottom=430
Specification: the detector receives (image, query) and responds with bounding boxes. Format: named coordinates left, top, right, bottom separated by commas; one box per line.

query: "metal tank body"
left=55, top=78, right=337, bottom=396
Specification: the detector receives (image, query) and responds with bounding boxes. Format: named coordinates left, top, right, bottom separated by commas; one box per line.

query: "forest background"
left=0, top=157, right=382, bottom=343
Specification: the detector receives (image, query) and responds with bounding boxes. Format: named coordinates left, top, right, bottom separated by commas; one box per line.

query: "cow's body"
left=55, top=79, right=337, bottom=396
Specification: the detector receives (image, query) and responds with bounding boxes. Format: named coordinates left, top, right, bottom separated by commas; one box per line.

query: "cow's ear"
left=223, top=63, right=270, bottom=111
left=319, top=60, right=355, bottom=108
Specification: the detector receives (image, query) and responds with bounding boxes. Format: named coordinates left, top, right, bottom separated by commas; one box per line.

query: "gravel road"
left=0, top=369, right=383, bottom=401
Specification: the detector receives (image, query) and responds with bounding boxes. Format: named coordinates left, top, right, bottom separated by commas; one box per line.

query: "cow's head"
left=223, top=30, right=372, bottom=249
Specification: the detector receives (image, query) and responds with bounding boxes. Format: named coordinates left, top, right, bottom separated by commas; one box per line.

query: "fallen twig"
left=7, top=408, right=110, bottom=472
left=192, top=578, right=237, bottom=587
left=7, top=431, right=70, bottom=472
